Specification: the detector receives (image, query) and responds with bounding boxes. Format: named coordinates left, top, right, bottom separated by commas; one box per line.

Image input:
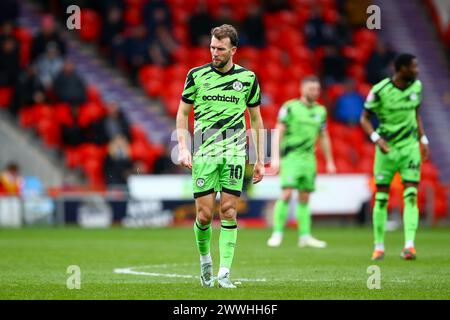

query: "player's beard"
left=213, top=57, right=229, bottom=69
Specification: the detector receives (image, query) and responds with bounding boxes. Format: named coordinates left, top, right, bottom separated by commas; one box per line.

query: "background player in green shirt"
left=176, top=25, right=265, bottom=288
left=267, top=76, right=336, bottom=248
left=360, top=53, right=430, bottom=261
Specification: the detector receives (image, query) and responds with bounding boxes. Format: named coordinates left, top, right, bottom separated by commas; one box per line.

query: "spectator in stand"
left=366, top=39, right=397, bottom=84
left=121, top=25, right=149, bottom=84
left=86, top=100, right=131, bottom=145
left=263, top=0, right=290, bottom=12
left=328, top=14, right=352, bottom=48
left=333, top=79, right=365, bottom=125
left=240, top=4, right=266, bottom=48
left=153, top=146, right=180, bottom=174
left=35, top=42, right=64, bottom=90
left=188, top=1, right=214, bottom=46
left=213, top=5, right=238, bottom=30
left=0, top=162, right=23, bottom=196
left=54, top=60, right=87, bottom=113
left=143, top=0, right=172, bottom=40
left=305, top=5, right=328, bottom=49
left=343, top=0, right=371, bottom=28
left=9, top=65, right=45, bottom=116
left=321, top=45, right=348, bottom=85
left=103, top=135, right=134, bottom=186
left=0, top=0, right=18, bottom=26
left=0, top=23, right=20, bottom=87
left=31, top=14, right=66, bottom=62
left=147, top=25, right=177, bottom=67
left=99, top=4, right=124, bottom=60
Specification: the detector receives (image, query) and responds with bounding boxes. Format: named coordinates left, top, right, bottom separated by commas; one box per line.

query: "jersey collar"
left=210, top=63, right=235, bottom=76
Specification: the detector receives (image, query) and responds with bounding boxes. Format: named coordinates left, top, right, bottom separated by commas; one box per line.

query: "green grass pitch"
left=1, top=226, right=449, bottom=299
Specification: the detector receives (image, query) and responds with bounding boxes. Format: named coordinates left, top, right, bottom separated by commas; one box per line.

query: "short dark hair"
left=394, top=53, right=416, bottom=72
left=211, top=24, right=238, bottom=47
left=301, top=75, right=320, bottom=85
left=6, top=162, right=19, bottom=173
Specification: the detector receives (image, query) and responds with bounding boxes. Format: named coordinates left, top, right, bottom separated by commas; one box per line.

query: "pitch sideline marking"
left=113, top=264, right=267, bottom=282
left=113, top=264, right=409, bottom=283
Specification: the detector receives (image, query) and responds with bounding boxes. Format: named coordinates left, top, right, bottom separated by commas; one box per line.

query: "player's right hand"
left=178, top=148, right=192, bottom=170
left=266, top=159, right=280, bottom=175
left=376, top=138, right=390, bottom=153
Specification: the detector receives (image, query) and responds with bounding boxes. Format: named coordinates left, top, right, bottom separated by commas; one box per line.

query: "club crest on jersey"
left=410, top=92, right=418, bottom=101
left=233, top=81, right=243, bottom=92
left=196, top=178, right=205, bottom=188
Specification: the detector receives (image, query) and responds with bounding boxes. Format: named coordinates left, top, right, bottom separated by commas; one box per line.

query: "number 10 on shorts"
left=228, top=165, right=243, bottom=179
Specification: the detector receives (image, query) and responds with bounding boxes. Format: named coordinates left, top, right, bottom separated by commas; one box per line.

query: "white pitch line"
left=113, top=266, right=267, bottom=282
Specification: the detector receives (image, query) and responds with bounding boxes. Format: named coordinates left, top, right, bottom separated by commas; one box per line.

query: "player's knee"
left=403, top=186, right=418, bottom=205
left=299, top=192, right=310, bottom=204
left=197, top=206, right=213, bottom=224
left=220, top=201, right=237, bottom=220
left=281, top=189, right=293, bottom=201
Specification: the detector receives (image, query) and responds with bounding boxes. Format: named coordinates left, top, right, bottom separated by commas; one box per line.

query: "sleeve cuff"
left=181, top=96, right=194, bottom=104
left=247, top=100, right=261, bottom=108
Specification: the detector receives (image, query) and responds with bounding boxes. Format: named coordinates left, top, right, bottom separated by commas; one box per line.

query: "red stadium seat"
left=82, top=158, right=104, bottom=186
left=124, top=7, right=142, bottom=26
left=139, top=64, right=164, bottom=85
left=164, top=64, right=189, bottom=83
left=172, top=24, right=190, bottom=46
left=86, top=85, right=102, bottom=104
left=347, top=64, right=367, bottom=83
left=0, top=87, right=13, bottom=108
left=55, top=103, right=75, bottom=126
left=79, top=9, right=101, bottom=41
left=36, top=119, right=61, bottom=148
left=353, top=29, right=378, bottom=50
left=130, top=125, right=148, bottom=143
left=421, top=162, right=439, bottom=182
left=326, top=83, right=346, bottom=103
left=77, top=102, right=106, bottom=127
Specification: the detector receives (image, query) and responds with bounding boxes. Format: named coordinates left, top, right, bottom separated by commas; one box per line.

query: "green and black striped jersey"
left=364, top=78, right=422, bottom=148
left=278, top=99, right=327, bottom=160
left=181, top=63, right=261, bottom=157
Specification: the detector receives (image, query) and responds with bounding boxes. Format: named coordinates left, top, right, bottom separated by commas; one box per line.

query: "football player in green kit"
left=267, top=76, right=336, bottom=248
left=176, top=25, right=265, bottom=288
left=360, top=53, right=430, bottom=261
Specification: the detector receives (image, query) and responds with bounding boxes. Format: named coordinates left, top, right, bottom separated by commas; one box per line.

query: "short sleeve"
left=320, top=108, right=327, bottom=130
left=364, top=89, right=381, bottom=112
left=277, top=104, right=289, bottom=123
left=181, top=70, right=197, bottom=104
left=246, top=74, right=261, bottom=108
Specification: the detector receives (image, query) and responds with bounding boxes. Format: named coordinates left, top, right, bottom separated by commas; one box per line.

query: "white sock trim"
left=405, top=240, right=414, bottom=249
left=218, top=267, right=230, bottom=278
left=200, top=253, right=212, bottom=264
left=375, top=243, right=385, bottom=251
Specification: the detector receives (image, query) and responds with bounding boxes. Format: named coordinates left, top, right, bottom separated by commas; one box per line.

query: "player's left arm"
left=416, top=108, right=430, bottom=161
left=319, top=127, right=336, bottom=174
left=248, top=106, right=265, bottom=184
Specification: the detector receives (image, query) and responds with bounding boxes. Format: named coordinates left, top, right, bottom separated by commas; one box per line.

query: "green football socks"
left=296, top=202, right=311, bottom=237
left=403, top=187, right=419, bottom=245
left=194, top=219, right=212, bottom=256
left=373, top=192, right=389, bottom=245
left=219, top=220, right=237, bottom=269
left=273, top=200, right=289, bottom=233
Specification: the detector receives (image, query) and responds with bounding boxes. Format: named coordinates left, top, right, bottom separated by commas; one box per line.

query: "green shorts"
left=192, top=156, right=246, bottom=198
left=280, top=156, right=316, bottom=192
left=374, top=142, right=421, bottom=186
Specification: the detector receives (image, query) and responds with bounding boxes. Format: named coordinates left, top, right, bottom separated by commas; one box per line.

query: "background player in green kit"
left=360, top=53, right=430, bottom=261
left=176, top=25, right=265, bottom=288
left=267, top=76, right=336, bottom=248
